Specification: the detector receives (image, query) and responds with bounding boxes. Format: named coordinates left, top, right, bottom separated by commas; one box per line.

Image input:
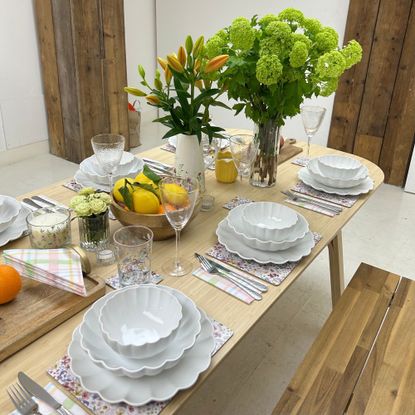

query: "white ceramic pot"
left=175, top=134, right=205, bottom=192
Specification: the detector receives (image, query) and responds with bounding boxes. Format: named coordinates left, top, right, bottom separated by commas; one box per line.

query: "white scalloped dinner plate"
left=79, top=285, right=201, bottom=378
left=298, top=167, right=374, bottom=196
left=69, top=309, right=214, bottom=406
left=0, top=205, right=30, bottom=247
left=216, top=219, right=314, bottom=264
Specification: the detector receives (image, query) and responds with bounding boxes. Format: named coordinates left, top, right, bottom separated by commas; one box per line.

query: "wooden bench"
left=274, top=263, right=415, bottom=415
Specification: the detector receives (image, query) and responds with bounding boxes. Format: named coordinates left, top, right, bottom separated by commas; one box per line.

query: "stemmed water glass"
left=91, top=133, right=125, bottom=190
left=300, top=106, right=326, bottom=157
left=229, top=133, right=259, bottom=182
left=159, top=176, right=199, bottom=277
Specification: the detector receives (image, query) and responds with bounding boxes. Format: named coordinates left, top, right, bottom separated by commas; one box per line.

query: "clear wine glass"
left=159, top=176, right=199, bottom=277
left=229, top=133, right=259, bottom=182
left=91, top=134, right=125, bottom=190
left=300, top=106, right=326, bottom=157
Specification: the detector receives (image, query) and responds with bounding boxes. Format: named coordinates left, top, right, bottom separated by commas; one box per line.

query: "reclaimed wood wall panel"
left=328, top=0, right=415, bottom=186
left=34, top=0, right=129, bottom=163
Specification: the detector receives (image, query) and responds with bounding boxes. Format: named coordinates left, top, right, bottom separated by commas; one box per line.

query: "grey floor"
left=1, top=124, right=414, bottom=414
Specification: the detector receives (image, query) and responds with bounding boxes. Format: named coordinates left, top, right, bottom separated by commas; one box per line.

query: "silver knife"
left=31, top=195, right=56, bottom=207
left=22, top=198, right=43, bottom=210
left=142, top=158, right=174, bottom=170
left=18, top=372, right=72, bottom=415
left=207, top=258, right=268, bottom=292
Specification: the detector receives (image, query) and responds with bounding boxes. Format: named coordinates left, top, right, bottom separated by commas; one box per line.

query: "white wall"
left=156, top=0, right=350, bottom=146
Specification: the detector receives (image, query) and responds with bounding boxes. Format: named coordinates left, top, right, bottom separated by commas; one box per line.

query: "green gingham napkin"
left=3, top=248, right=86, bottom=296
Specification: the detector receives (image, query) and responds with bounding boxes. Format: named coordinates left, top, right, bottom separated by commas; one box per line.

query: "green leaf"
left=143, top=164, right=161, bottom=185
left=133, top=182, right=160, bottom=201
left=119, top=179, right=134, bottom=211
left=162, top=128, right=182, bottom=139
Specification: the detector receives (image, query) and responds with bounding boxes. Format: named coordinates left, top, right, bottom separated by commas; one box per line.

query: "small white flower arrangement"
left=70, top=188, right=112, bottom=217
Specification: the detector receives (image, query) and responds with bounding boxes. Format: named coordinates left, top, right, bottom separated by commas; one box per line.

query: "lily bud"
left=185, top=35, right=193, bottom=55
left=204, top=54, right=229, bottom=73
left=138, top=65, right=146, bottom=78
left=193, top=36, right=204, bottom=58
left=195, top=80, right=204, bottom=90
left=157, top=57, right=168, bottom=71
left=167, top=54, right=184, bottom=73
left=194, top=59, right=201, bottom=73
left=124, top=87, right=147, bottom=97
left=177, top=46, right=186, bottom=66
left=145, top=95, right=161, bottom=105
left=165, top=67, right=172, bottom=84
left=154, top=78, right=163, bottom=91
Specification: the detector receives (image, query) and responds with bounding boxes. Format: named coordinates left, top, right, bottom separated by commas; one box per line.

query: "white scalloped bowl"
left=317, top=155, right=363, bottom=180
left=80, top=153, right=143, bottom=185
left=227, top=204, right=309, bottom=251
left=307, top=159, right=368, bottom=188
left=242, top=202, right=298, bottom=241
left=99, top=285, right=183, bottom=359
left=0, top=196, right=21, bottom=233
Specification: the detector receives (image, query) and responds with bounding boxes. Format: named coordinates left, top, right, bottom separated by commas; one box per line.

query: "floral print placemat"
left=160, top=143, right=176, bottom=153
left=223, top=196, right=254, bottom=210
left=47, top=317, right=233, bottom=415
left=291, top=157, right=310, bottom=167
left=105, top=272, right=164, bottom=289
left=206, top=232, right=322, bottom=286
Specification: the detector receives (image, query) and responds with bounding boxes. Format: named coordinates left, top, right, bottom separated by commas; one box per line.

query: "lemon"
left=135, top=172, right=160, bottom=198
left=163, top=183, right=189, bottom=206
left=113, top=177, right=134, bottom=203
left=132, top=188, right=160, bottom=214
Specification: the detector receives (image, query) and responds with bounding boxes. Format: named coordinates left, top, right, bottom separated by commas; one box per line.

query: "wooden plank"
left=101, top=0, right=130, bottom=148
left=51, top=0, right=83, bottom=162
left=273, top=263, right=400, bottom=415
left=353, top=0, right=412, bottom=162
left=328, top=231, right=345, bottom=307
left=347, top=278, right=415, bottom=414
left=353, top=134, right=383, bottom=164
left=33, top=0, right=66, bottom=158
left=379, top=2, right=415, bottom=186
left=0, top=274, right=105, bottom=363
left=327, top=0, right=381, bottom=153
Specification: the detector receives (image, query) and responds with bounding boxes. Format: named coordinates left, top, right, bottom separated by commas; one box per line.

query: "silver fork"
left=195, top=253, right=262, bottom=301
left=282, top=190, right=342, bottom=214
left=7, top=382, right=41, bottom=415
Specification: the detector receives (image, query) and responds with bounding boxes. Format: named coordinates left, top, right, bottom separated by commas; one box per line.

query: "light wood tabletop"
left=0, top=141, right=384, bottom=414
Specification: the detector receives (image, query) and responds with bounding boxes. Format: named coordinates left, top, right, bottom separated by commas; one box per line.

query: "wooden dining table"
left=0, top=141, right=384, bottom=414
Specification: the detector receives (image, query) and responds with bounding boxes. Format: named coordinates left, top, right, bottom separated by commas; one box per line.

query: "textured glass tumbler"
left=113, top=225, right=154, bottom=287
left=78, top=210, right=109, bottom=252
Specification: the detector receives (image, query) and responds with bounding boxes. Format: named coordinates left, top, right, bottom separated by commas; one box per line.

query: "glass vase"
left=78, top=210, right=109, bottom=251
left=250, top=120, right=281, bottom=188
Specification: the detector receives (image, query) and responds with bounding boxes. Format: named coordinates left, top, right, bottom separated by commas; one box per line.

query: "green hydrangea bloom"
left=290, top=41, right=308, bottom=68
left=278, top=8, right=305, bottom=25
left=256, top=54, right=283, bottom=85
left=303, top=18, right=323, bottom=35
left=265, top=21, right=291, bottom=40
left=320, top=77, right=339, bottom=96
left=79, top=187, right=95, bottom=196
left=215, top=29, right=228, bottom=41
left=206, top=35, right=226, bottom=58
left=315, top=27, right=339, bottom=51
left=89, top=199, right=108, bottom=215
left=259, top=37, right=283, bottom=57
left=74, top=202, right=91, bottom=217
left=258, top=14, right=279, bottom=28
left=341, top=40, right=363, bottom=69
left=291, top=33, right=312, bottom=50
left=93, top=192, right=112, bottom=205
left=230, top=17, right=255, bottom=51
left=316, top=50, right=346, bottom=79
left=69, top=195, right=87, bottom=209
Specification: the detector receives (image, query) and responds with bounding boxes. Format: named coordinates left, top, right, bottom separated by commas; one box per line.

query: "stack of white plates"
left=299, top=155, right=374, bottom=195
left=0, top=195, right=30, bottom=247
left=74, top=152, right=144, bottom=192
left=69, top=284, right=215, bottom=405
left=217, top=202, right=314, bottom=264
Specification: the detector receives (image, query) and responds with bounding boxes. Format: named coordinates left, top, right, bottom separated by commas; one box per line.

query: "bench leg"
left=328, top=231, right=345, bottom=307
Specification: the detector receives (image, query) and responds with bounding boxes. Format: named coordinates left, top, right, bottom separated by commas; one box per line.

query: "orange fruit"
left=0, top=265, right=22, bottom=304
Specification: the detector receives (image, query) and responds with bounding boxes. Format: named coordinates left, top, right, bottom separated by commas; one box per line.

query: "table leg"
left=328, top=231, right=345, bottom=307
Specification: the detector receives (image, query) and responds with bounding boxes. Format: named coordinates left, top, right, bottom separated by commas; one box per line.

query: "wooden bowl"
left=110, top=197, right=201, bottom=241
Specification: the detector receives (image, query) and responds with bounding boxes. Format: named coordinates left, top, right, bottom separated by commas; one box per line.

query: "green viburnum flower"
left=74, top=202, right=92, bottom=217
left=69, top=195, right=87, bottom=209
left=320, top=77, right=339, bottom=97
left=215, top=29, right=228, bottom=41
left=89, top=199, right=108, bottom=215
left=278, top=8, right=305, bottom=25
left=265, top=21, right=291, bottom=40
left=259, top=37, right=283, bottom=57
left=291, top=33, right=312, bottom=50
left=258, top=14, right=279, bottom=28
left=256, top=54, right=283, bottom=85
left=303, top=18, right=323, bottom=35
left=290, top=41, right=308, bottom=68
left=315, top=27, right=339, bottom=51
left=316, top=50, right=346, bottom=79
left=341, top=40, right=363, bottom=69
left=206, top=35, right=227, bottom=59
left=229, top=17, right=255, bottom=51
left=78, top=187, right=95, bottom=196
